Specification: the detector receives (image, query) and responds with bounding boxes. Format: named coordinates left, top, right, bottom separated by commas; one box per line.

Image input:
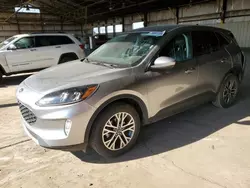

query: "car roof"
left=134, top=24, right=184, bottom=32
left=133, top=24, right=229, bottom=33
left=14, top=33, right=73, bottom=38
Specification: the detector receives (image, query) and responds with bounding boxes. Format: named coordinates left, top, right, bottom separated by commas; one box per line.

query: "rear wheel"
left=90, top=103, right=141, bottom=158
left=213, top=74, right=239, bottom=108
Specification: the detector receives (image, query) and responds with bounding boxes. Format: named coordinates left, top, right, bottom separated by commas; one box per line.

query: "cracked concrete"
left=1, top=54, right=250, bottom=187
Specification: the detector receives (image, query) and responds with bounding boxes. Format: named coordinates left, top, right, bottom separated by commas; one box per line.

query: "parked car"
left=94, top=34, right=110, bottom=47
left=0, top=33, right=85, bottom=82
left=16, top=25, right=245, bottom=157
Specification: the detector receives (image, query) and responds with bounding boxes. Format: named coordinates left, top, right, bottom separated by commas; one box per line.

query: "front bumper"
left=17, top=83, right=96, bottom=150
left=23, top=121, right=88, bottom=151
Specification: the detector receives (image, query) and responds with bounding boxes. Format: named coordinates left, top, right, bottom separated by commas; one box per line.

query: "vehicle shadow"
left=72, top=95, right=250, bottom=164
left=0, top=103, right=18, bottom=108
left=72, top=79, right=250, bottom=164
left=0, top=74, right=32, bottom=87
left=72, top=51, right=250, bottom=164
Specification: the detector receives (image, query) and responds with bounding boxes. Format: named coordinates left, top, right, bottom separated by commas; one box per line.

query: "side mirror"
left=150, top=56, right=176, bottom=71
left=7, top=44, right=17, bottom=51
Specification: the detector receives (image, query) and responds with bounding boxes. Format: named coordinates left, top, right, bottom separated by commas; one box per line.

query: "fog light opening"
left=64, top=119, right=72, bottom=136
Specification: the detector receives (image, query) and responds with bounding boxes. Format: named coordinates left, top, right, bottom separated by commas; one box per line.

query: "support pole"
left=15, top=13, right=20, bottom=34
left=221, top=0, right=228, bottom=23
left=144, top=12, right=148, bottom=27
left=122, top=17, right=125, bottom=32
left=40, top=13, right=44, bottom=32
left=176, top=7, right=179, bottom=24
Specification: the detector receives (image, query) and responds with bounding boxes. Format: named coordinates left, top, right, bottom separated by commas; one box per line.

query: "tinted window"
left=192, top=31, right=219, bottom=56
left=215, top=32, right=229, bottom=47
left=160, top=32, right=193, bottom=62
left=14, top=37, right=35, bottom=49
left=35, top=36, right=73, bottom=47
left=57, top=36, right=74, bottom=45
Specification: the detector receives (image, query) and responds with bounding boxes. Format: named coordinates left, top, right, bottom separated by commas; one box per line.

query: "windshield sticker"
left=143, top=31, right=165, bottom=37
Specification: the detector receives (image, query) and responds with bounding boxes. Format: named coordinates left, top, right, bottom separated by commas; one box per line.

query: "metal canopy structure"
left=2, top=0, right=214, bottom=23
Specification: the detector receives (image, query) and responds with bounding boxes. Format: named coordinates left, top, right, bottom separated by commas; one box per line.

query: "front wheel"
left=90, top=103, right=141, bottom=158
left=213, top=74, right=239, bottom=108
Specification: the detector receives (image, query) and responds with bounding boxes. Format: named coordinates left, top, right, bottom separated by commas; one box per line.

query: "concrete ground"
left=1, top=53, right=250, bottom=188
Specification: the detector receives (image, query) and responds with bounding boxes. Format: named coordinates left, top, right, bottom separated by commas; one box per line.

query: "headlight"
left=36, top=85, right=98, bottom=106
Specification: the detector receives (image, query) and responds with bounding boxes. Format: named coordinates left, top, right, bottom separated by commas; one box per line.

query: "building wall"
left=0, top=11, right=82, bottom=42
left=2, top=0, right=250, bottom=47
left=90, top=0, right=250, bottom=47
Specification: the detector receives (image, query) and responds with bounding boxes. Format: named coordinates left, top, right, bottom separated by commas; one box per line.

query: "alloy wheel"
left=102, top=112, right=136, bottom=151
left=223, top=79, right=238, bottom=104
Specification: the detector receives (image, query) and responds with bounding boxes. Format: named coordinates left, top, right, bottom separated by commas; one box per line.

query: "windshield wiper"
left=91, top=61, right=118, bottom=69
left=81, top=58, right=118, bottom=68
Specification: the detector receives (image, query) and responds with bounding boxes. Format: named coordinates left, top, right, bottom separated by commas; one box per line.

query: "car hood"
left=24, top=60, right=132, bottom=93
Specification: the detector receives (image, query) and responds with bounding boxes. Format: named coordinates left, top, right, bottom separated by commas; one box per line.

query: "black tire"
left=59, top=56, right=76, bottom=64
left=213, top=73, right=239, bottom=108
left=0, top=71, right=2, bottom=84
left=90, top=103, right=141, bottom=158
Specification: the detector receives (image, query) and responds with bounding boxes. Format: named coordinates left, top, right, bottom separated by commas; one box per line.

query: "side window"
left=35, top=36, right=74, bottom=47
left=56, top=36, right=74, bottom=45
left=192, top=31, right=219, bottom=57
left=14, top=37, right=35, bottom=49
left=215, top=32, right=229, bottom=48
left=35, top=36, right=51, bottom=47
left=159, top=32, right=193, bottom=62
left=59, top=36, right=74, bottom=44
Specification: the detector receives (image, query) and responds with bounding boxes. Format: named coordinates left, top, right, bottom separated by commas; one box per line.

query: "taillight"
left=79, top=44, right=84, bottom=49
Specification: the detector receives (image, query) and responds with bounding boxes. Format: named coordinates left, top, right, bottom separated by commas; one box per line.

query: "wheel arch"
left=84, top=94, right=149, bottom=144
left=0, top=64, right=6, bottom=75
left=227, top=66, right=243, bottom=82
left=58, top=52, right=78, bottom=64
left=216, top=66, right=242, bottom=94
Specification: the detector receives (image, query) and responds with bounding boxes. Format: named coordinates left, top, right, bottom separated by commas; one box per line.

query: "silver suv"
left=16, top=25, right=246, bottom=157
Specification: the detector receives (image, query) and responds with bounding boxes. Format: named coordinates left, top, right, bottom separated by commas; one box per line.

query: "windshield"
left=0, top=36, right=17, bottom=49
left=87, top=31, right=164, bottom=67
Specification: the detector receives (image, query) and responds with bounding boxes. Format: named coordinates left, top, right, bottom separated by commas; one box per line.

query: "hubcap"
left=102, top=112, right=135, bottom=151
left=223, top=79, right=237, bottom=104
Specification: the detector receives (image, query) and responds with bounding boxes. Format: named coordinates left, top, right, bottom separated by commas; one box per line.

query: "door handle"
left=185, top=67, right=195, bottom=74
left=221, top=58, right=227, bottom=63
left=55, top=46, right=61, bottom=48
left=30, top=49, right=37, bottom=51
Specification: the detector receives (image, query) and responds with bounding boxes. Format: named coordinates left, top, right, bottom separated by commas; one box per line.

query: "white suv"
left=0, top=33, right=85, bottom=81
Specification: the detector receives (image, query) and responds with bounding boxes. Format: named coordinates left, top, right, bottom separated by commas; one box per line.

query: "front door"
left=5, top=37, right=39, bottom=72
left=146, top=32, right=199, bottom=120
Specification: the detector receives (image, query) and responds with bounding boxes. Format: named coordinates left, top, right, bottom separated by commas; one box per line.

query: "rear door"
left=59, top=35, right=82, bottom=59
left=33, top=35, right=62, bottom=69
left=5, top=36, right=39, bottom=72
left=193, top=30, right=232, bottom=97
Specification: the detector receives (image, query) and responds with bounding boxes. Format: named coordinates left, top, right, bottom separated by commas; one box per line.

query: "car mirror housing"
left=150, top=56, right=176, bottom=71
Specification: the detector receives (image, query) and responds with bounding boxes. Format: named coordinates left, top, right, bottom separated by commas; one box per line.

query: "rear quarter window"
left=57, top=36, right=74, bottom=45
left=225, top=31, right=238, bottom=45
left=215, top=32, right=230, bottom=48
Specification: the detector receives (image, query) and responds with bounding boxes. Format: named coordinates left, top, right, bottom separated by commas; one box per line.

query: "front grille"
left=18, top=103, right=37, bottom=125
